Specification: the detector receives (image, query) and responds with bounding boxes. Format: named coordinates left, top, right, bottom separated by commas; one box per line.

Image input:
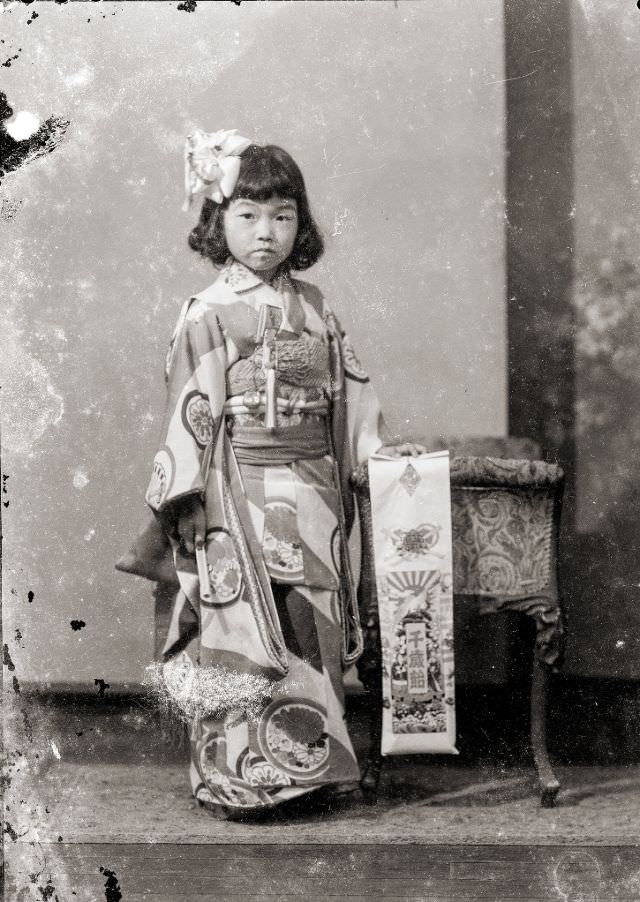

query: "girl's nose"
left=256, top=215, right=274, bottom=241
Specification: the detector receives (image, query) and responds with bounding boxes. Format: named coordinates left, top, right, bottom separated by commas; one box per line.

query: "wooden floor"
left=7, top=842, right=640, bottom=901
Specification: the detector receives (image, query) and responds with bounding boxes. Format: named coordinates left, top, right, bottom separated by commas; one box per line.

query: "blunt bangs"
left=231, top=145, right=305, bottom=204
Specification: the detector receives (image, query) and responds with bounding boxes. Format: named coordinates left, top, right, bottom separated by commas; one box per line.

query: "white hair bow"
left=182, top=128, right=252, bottom=211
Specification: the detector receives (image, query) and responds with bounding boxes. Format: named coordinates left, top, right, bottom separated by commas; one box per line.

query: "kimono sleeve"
left=145, top=299, right=227, bottom=515
left=325, top=304, right=384, bottom=467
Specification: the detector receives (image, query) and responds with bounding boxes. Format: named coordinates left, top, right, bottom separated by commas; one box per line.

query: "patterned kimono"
left=146, top=258, right=383, bottom=810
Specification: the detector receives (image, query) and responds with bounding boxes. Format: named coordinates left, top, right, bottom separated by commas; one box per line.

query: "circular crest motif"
left=258, top=697, right=330, bottom=781
left=341, top=333, right=369, bottom=383
left=203, top=528, right=243, bottom=606
left=238, top=750, right=292, bottom=789
left=146, top=447, right=174, bottom=508
left=182, top=390, right=214, bottom=448
left=263, top=500, right=304, bottom=581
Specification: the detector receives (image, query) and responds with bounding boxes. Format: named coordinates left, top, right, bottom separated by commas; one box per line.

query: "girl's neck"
left=238, top=259, right=288, bottom=286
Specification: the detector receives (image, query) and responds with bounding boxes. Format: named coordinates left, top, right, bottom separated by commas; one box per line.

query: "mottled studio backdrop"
left=2, top=1, right=506, bottom=685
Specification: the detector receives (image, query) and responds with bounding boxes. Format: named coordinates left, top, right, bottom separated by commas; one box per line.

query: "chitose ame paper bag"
left=369, top=451, right=458, bottom=755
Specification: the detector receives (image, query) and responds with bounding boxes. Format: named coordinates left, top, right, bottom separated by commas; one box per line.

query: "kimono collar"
left=220, top=258, right=306, bottom=334
left=220, top=257, right=292, bottom=295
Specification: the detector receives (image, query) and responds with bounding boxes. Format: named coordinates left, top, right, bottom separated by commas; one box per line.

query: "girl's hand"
left=176, top=495, right=207, bottom=555
left=378, top=442, right=428, bottom=458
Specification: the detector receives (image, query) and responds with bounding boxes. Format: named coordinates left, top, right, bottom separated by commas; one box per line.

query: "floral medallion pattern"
left=387, top=523, right=441, bottom=560
left=203, top=528, right=244, bottom=606
left=181, top=390, right=214, bottom=449
left=239, top=750, right=293, bottom=789
left=258, top=698, right=330, bottom=780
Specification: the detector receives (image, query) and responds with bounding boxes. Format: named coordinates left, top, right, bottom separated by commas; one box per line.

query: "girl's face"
left=223, top=195, right=298, bottom=281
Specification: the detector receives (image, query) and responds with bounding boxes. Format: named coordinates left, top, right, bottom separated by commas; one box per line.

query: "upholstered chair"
left=351, top=437, right=566, bottom=807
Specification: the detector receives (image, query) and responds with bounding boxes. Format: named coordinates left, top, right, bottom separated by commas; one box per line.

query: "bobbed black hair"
left=188, top=144, right=324, bottom=271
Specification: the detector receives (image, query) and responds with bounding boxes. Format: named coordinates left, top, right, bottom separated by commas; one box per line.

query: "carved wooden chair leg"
left=530, top=653, right=560, bottom=807
left=355, top=657, right=384, bottom=804
left=360, top=682, right=383, bottom=803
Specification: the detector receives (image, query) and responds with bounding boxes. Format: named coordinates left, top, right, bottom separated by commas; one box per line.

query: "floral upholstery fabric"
left=451, top=487, right=554, bottom=597
left=449, top=456, right=563, bottom=489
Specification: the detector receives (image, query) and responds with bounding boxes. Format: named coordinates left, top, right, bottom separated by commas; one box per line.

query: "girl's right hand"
left=176, top=495, right=207, bottom=555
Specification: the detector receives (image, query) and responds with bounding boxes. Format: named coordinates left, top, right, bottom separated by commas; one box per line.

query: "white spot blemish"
left=84, top=529, right=96, bottom=542
left=616, top=640, right=625, bottom=648
left=4, top=110, right=41, bottom=142
left=331, top=208, right=351, bottom=238
left=76, top=277, right=96, bottom=298
left=72, top=470, right=89, bottom=490
left=358, top=114, right=372, bottom=141
left=49, top=740, right=61, bottom=761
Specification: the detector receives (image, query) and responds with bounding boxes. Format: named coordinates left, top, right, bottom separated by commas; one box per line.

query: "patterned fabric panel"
left=451, top=487, right=554, bottom=596
left=449, top=457, right=563, bottom=488
left=352, top=456, right=563, bottom=491
left=188, top=584, right=360, bottom=810
left=226, top=335, right=331, bottom=396
left=240, top=457, right=340, bottom=590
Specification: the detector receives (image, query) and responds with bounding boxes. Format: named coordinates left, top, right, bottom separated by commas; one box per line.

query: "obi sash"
left=227, top=421, right=330, bottom=466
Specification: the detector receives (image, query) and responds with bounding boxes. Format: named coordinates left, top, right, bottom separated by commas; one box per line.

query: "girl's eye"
left=239, top=213, right=255, bottom=220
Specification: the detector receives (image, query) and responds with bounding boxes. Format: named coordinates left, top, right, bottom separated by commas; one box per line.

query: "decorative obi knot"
left=226, top=334, right=330, bottom=398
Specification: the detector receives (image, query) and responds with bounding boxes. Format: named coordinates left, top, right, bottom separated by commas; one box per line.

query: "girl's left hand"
left=378, top=442, right=428, bottom=457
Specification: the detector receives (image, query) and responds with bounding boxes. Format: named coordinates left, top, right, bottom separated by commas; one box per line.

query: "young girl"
left=145, top=128, right=422, bottom=817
